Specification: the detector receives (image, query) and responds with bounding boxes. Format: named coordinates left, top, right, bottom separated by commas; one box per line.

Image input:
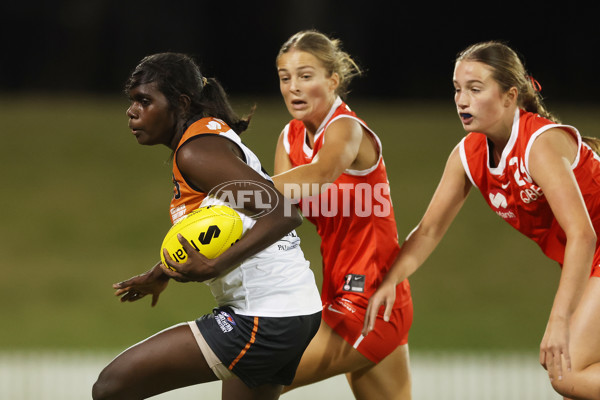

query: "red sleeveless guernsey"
left=460, top=108, right=600, bottom=274
left=282, top=98, right=412, bottom=311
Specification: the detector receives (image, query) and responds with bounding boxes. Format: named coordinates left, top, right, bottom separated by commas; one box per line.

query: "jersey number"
left=508, top=157, right=532, bottom=186
left=173, top=175, right=182, bottom=200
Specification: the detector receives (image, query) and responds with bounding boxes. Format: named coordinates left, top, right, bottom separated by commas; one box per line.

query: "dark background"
left=1, top=1, right=598, bottom=103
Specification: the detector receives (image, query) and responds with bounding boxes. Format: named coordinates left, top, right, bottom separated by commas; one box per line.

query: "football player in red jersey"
left=272, top=30, right=413, bottom=400
left=365, top=41, right=600, bottom=399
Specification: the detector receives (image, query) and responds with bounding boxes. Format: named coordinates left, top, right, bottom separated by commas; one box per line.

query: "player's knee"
left=91, top=376, right=110, bottom=400
left=552, top=376, right=600, bottom=400
left=91, top=367, right=126, bottom=400
left=91, top=379, right=107, bottom=400
left=549, top=375, right=577, bottom=399
left=92, top=372, right=113, bottom=400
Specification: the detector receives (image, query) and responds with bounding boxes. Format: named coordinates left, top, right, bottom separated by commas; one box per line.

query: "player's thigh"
left=569, top=277, right=600, bottom=369
left=286, top=318, right=372, bottom=389
left=222, top=378, right=283, bottom=400
left=549, top=277, right=600, bottom=398
left=346, top=344, right=411, bottom=400
left=94, top=323, right=216, bottom=399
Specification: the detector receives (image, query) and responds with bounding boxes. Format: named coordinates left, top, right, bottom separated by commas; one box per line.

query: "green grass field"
left=1, top=94, right=596, bottom=354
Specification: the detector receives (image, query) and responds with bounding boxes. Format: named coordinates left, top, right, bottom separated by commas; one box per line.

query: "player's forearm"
left=150, top=261, right=172, bottom=281
left=272, top=164, right=339, bottom=199
left=384, top=224, right=446, bottom=285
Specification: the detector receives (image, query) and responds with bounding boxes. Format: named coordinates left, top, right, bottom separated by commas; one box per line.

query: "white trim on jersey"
left=582, top=141, right=600, bottom=163
left=524, top=123, right=581, bottom=176
left=328, top=114, right=383, bottom=177
left=219, top=129, right=273, bottom=183
left=487, top=108, right=521, bottom=176
left=301, top=97, right=344, bottom=158
left=284, top=96, right=384, bottom=177
left=459, top=137, right=478, bottom=189
left=282, top=124, right=291, bottom=155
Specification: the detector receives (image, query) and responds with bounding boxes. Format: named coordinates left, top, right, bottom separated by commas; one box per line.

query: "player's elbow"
left=566, top=225, right=597, bottom=253
left=285, top=204, right=303, bottom=229
left=305, top=161, right=345, bottom=189
left=319, top=169, right=344, bottom=187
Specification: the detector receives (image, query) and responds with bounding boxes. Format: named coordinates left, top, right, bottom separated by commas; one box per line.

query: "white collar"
left=303, top=96, right=343, bottom=157
left=488, top=108, right=520, bottom=175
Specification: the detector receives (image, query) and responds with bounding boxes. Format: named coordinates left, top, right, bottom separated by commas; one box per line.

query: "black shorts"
left=195, top=306, right=321, bottom=388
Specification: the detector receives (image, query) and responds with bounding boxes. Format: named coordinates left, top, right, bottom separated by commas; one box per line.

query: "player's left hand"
left=161, top=234, right=219, bottom=282
left=539, top=317, right=571, bottom=382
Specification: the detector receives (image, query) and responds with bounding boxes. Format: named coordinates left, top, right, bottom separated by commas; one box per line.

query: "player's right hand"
left=362, top=280, right=396, bottom=336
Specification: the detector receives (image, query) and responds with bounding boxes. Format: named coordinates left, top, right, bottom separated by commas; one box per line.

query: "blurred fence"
left=0, top=350, right=560, bottom=399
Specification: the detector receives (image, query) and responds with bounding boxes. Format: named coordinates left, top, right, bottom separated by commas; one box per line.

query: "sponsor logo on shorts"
left=327, top=304, right=345, bottom=315
left=215, top=311, right=236, bottom=333
left=335, top=298, right=357, bottom=314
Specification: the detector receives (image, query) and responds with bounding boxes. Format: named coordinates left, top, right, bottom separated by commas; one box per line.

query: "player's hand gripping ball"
left=160, top=205, right=243, bottom=271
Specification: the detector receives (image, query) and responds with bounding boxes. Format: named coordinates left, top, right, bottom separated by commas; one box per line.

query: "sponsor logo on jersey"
left=506, top=156, right=544, bottom=205
left=206, top=120, right=222, bottom=130
left=276, top=230, right=300, bottom=251
left=489, top=191, right=508, bottom=208
left=170, top=204, right=187, bottom=224
left=488, top=190, right=516, bottom=220
left=343, top=274, right=365, bottom=293
left=215, top=311, right=236, bottom=333
left=495, top=209, right=517, bottom=219
left=519, top=186, right=544, bottom=204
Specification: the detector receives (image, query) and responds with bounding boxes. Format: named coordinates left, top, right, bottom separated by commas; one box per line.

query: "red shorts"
left=322, top=297, right=413, bottom=363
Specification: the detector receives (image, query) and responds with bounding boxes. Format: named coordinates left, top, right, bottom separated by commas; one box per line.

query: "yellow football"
left=160, top=205, right=243, bottom=271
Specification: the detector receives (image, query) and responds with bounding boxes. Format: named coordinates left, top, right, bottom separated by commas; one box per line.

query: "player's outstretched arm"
left=363, top=145, right=472, bottom=335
